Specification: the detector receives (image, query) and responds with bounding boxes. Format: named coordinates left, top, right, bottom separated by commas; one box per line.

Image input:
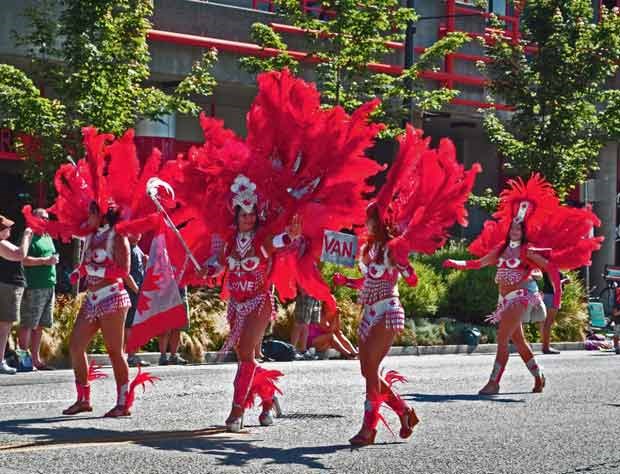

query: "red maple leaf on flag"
left=137, top=265, right=162, bottom=313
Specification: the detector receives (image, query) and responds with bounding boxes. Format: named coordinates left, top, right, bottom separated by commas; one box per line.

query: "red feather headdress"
left=371, top=125, right=481, bottom=260
left=23, top=127, right=163, bottom=241
left=469, top=173, right=603, bottom=270
left=161, top=69, right=384, bottom=309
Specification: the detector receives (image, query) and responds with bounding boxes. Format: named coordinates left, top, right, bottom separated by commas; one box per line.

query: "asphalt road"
left=0, top=350, right=619, bottom=474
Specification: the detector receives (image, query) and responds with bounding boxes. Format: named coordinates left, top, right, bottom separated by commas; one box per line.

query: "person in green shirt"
left=18, top=208, right=58, bottom=370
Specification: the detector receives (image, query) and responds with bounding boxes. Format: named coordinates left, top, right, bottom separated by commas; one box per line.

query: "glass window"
left=488, top=0, right=507, bottom=16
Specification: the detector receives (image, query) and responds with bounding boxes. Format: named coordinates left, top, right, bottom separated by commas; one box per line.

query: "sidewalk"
left=86, top=341, right=586, bottom=367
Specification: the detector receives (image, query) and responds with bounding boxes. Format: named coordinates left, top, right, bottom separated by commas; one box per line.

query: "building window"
left=0, top=129, right=15, bottom=156
left=488, top=0, right=507, bottom=16
left=601, top=0, right=619, bottom=10
left=252, top=0, right=274, bottom=12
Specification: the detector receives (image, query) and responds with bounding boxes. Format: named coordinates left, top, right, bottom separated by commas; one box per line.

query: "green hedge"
left=35, top=241, right=589, bottom=362
left=321, top=240, right=588, bottom=343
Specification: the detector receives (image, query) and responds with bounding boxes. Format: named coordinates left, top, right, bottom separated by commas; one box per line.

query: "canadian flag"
left=126, top=228, right=187, bottom=352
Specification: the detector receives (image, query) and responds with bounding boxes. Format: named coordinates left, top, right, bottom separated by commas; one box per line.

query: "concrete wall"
left=592, top=144, right=619, bottom=291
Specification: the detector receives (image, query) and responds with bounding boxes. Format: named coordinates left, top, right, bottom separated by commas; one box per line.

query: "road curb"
left=84, top=341, right=586, bottom=366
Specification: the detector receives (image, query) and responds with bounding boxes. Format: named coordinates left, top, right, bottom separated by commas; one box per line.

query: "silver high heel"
left=226, top=416, right=244, bottom=432
left=225, top=404, right=244, bottom=432
left=273, top=395, right=283, bottom=418
left=259, top=410, right=273, bottom=426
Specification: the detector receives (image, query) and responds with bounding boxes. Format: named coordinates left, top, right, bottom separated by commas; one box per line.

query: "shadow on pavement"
left=143, top=437, right=354, bottom=469
left=402, top=392, right=526, bottom=404
left=0, top=416, right=356, bottom=470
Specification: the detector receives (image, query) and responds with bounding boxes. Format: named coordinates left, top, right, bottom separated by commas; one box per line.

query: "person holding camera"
left=0, top=214, right=33, bottom=375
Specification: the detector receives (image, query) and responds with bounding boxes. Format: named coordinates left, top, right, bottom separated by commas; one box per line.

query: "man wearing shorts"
left=19, top=209, right=58, bottom=370
left=290, top=290, right=321, bottom=360
left=124, top=234, right=150, bottom=367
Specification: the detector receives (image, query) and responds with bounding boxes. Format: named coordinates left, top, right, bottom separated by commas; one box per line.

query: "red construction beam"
left=148, top=29, right=322, bottom=64
left=451, top=98, right=513, bottom=111
left=147, top=29, right=508, bottom=109
left=0, top=152, right=23, bottom=161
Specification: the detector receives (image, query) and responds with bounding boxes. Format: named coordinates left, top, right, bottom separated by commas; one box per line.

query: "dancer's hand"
left=288, top=214, right=302, bottom=239
left=199, top=264, right=217, bottom=279
left=333, top=273, right=347, bottom=286
left=69, top=265, right=87, bottom=285
left=403, top=272, right=418, bottom=287
left=443, top=259, right=480, bottom=269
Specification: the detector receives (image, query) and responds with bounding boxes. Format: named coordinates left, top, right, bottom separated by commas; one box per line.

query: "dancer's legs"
left=228, top=301, right=272, bottom=422
left=63, top=315, right=99, bottom=413
left=511, top=323, right=545, bottom=392
left=479, top=303, right=525, bottom=394
left=100, top=309, right=130, bottom=410
left=352, top=322, right=395, bottom=441
left=541, top=307, right=558, bottom=353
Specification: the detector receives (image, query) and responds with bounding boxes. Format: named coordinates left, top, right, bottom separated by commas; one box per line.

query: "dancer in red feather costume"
left=444, top=174, right=602, bottom=395
left=23, top=128, right=160, bottom=417
left=160, top=69, right=384, bottom=432
left=334, top=127, right=481, bottom=445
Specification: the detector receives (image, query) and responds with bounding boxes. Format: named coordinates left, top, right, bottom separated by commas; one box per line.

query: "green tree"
left=1, top=0, right=217, bottom=184
left=482, top=0, right=620, bottom=198
left=240, top=0, right=470, bottom=135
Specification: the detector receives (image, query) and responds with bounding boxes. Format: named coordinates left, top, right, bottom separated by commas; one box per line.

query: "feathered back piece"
left=23, top=127, right=162, bottom=241
left=164, top=69, right=384, bottom=307
left=374, top=125, right=481, bottom=259
left=468, top=173, right=603, bottom=270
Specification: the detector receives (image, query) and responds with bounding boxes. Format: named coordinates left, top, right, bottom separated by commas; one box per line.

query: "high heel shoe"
left=104, top=405, right=131, bottom=417
left=399, top=407, right=420, bottom=439
left=478, top=380, right=500, bottom=395
left=532, top=374, right=546, bottom=393
left=62, top=400, right=92, bottom=415
left=259, top=410, right=273, bottom=426
left=349, top=428, right=377, bottom=446
left=225, top=415, right=244, bottom=432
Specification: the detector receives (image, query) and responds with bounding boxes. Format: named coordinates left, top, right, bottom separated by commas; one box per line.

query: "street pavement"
left=0, top=350, right=619, bottom=474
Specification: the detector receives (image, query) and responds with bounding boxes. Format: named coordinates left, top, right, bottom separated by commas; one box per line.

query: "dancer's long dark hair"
left=499, top=221, right=527, bottom=257
left=365, top=205, right=391, bottom=263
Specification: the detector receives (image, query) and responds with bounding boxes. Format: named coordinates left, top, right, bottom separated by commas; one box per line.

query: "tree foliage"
left=1, top=0, right=217, bottom=184
left=482, top=0, right=620, bottom=197
left=240, top=0, right=469, bottom=135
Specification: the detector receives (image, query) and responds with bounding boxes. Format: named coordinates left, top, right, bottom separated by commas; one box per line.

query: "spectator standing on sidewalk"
left=158, top=286, right=189, bottom=365
left=540, top=272, right=570, bottom=354
left=0, top=214, right=32, bottom=374
left=291, top=290, right=321, bottom=360
left=124, top=234, right=149, bottom=367
left=18, top=208, right=58, bottom=370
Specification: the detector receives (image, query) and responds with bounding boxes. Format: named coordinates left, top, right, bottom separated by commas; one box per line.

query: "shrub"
left=441, top=267, right=498, bottom=324
left=399, top=262, right=447, bottom=319
left=336, top=297, right=362, bottom=346
left=553, top=273, right=588, bottom=342
left=416, top=240, right=472, bottom=277
left=418, top=240, right=498, bottom=323
left=182, top=287, right=228, bottom=359
left=272, top=300, right=295, bottom=342
left=413, top=318, right=446, bottom=346
left=394, top=319, right=416, bottom=347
